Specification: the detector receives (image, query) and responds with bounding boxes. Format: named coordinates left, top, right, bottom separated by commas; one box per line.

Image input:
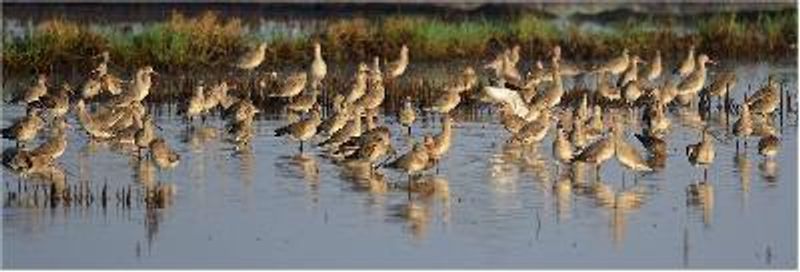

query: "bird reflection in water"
left=276, top=154, right=320, bottom=204
left=488, top=140, right=523, bottom=185
left=734, top=152, right=751, bottom=208
left=520, top=144, right=551, bottom=188
left=686, top=181, right=714, bottom=227
left=389, top=174, right=450, bottom=241
left=142, top=182, right=177, bottom=256
left=131, top=156, right=156, bottom=188
left=759, top=158, right=778, bottom=184
left=677, top=107, right=706, bottom=130
left=585, top=178, right=647, bottom=248
left=184, top=126, right=218, bottom=153
left=234, top=144, right=255, bottom=186
left=553, top=173, right=572, bottom=223
left=339, top=160, right=389, bottom=212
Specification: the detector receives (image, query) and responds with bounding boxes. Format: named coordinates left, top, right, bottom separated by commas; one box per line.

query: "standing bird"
left=424, top=116, right=454, bottom=173
left=230, top=118, right=255, bottom=147
left=531, top=58, right=564, bottom=110
left=80, top=76, right=103, bottom=100
left=398, top=96, right=417, bottom=135
left=186, top=84, right=207, bottom=123
left=573, top=122, right=618, bottom=177
left=74, top=100, right=119, bottom=139
left=614, top=128, right=653, bottom=175
left=269, top=71, right=307, bottom=98
left=2, top=108, right=45, bottom=148
left=575, top=94, right=590, bottom=123
left=757, top=133, right=780, bottom=158
left=551, top=45, right=583, bottom=77
left=92, top=51, right=111, bottom=77
left=733, top=103, right=753, bottom=149
left=135, top=115, right=156, bottom=158
left=309, top=42, right=327, bottom=90
left=385, top=44, right=409, bottom=79
left=287, top=89, right=319, bottom=114
left=643, top=100, right=671, bottom=137
left=149, top=138, right=180, bottom=169
left=746, top=81, right=780, bottom=116
left=508, top=44, right=522, bottom=67
left=274, top=106, right=322, bottom=153
left=676, top=54, right=714, bottom=105
left=594, top=48, right=630, bottom=76
left=344, top=135, right=394, bottom=167
left=658, top=77, right=679, bottom=105
left=345, top=63, right=370, bottom=103
left=485, top=50, right=522, bottom=86
left=640, top=50, right=662, bottom=82
left=20, top=74, right=48, bottom=105
left=597, top=72, right=622, bottom=101
left=447, top=66, right=478, bottom=94
left=686, top=129, right=715, bottom=180
left=109, top=66, right=157, bottom=107
left=336, top=126, right=392, bottom=158
left=570, top=117, right=588, bottom=150
left=674, top=45, right=696, bottom=77
left=317, top=104, right=353, bottom=138
left=617, top=55, right=644, bottom=87
left=499, top=105, right=527, bottom=134
left=512, top=110, right=551, bottom=145
left=552, top=126, right=574, bottom=172
left=702, top=71, right=737, bottom=107
left=355, top=57, right=386, bottom=112
left=29, top=117, right=68, bottom=160
left=425, top=89, right=461, bottom=115
left=634, top=132, right=668, bottom=170
left=385, top=142, right=430, bottom=182
left=235, top=42, right=268, bottom=71
left=622, top=80, right=643, bottom=106
left=33, top=82, right=72, bottom=118
left=318, top=107, right=364, bottom=149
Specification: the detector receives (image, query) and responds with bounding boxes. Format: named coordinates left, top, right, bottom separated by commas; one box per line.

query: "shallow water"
left=2, top=63, right=798, bottom=269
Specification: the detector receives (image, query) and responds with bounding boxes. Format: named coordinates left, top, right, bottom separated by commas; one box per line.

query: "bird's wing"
left=483, top=86, right=530, bottom=118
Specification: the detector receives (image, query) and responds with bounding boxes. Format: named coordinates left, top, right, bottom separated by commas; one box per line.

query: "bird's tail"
left=634, top=133, right=650, bottom=147
left=274, top=125, right=290, bottom=137
left=28, top=100, right=45, bottom=109
left=1, top=127, right=13, bottom=139
left=317, top=137, right=332, bottom=147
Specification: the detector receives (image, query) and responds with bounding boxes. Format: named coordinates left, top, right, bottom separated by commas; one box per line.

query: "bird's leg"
left=407, top=125, right=412, bottom=135
left=299, top=141, right=304, bottom=154
left=622, top=172, right=626, bottom=188
left=595, top=164, right=602, bottom=182
left=407, top=174, right=412, bottom=200
left=735, top=140, right=740, bottom=154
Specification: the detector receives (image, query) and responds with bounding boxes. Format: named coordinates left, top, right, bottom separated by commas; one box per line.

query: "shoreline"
left=2, top=9, right=797, bottom=75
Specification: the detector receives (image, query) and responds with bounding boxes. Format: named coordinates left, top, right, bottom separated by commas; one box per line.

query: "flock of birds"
left=1, top=39, right=787, bottom=197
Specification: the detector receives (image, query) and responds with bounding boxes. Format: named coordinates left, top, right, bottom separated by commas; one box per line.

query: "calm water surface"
left=2, top=63, right=797, bottom=269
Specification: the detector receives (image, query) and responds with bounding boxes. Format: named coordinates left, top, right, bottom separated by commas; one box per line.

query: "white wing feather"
left=483, top=86, right=531, bottom=119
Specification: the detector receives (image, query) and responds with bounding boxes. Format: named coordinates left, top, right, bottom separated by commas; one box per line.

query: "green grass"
left=2, top=10, right=796, bottom=74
